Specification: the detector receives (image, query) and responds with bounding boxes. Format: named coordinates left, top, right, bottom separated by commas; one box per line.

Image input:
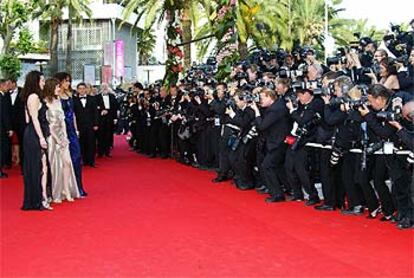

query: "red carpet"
left=1, top=136, right=413, bottom=277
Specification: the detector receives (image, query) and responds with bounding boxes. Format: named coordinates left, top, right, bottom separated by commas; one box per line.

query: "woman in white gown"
left=44, top=78, right=80, bottom=203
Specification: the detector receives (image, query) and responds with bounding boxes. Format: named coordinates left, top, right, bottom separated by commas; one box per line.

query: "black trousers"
left=158, top=124, right=170, bottom=156
left=79, top=127, right=96, bottom=165
left=372, top=156, right=394, bottom=216
left=97, top=116, right=114, bottom=156
left=385, top=155, right=413, bottom=219
left=285, top=147, right=319, bottom=200
left=208, top=126, right=221, bottom=169
left=217, top=135, right=233, bottom=178
left=341, top=153, right=379, bottom=211
left=284, top=149, right=300, bottom=196
left=261, top=145, right=287, bottom=198
left=231, top=140, right=256, bottom=189
left=319, top=149, right=345, bottom=208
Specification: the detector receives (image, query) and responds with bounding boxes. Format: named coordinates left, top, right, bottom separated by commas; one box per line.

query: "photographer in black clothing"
left=314, top=72, right=345, bottom=211
left=222, top=91, right=256, bottom=190
left=251, top=88, right=292, bottom=202
left=209, top=83, right=227, bottom=169
left=359, top=84, right=413, bottom=229
left=285, top=88, right=323, bottom=205
left=324, top=77, right=380, bottom=216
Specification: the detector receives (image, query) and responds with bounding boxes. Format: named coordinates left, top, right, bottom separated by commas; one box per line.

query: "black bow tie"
left=80, top=96, right=87, bottom=99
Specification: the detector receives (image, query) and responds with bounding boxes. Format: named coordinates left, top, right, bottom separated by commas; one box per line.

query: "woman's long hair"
left=43, top=78, right=60, bottom=103
left=21, top=71, right=44, bottom=104
left=53, top=72, right=72, bottom=96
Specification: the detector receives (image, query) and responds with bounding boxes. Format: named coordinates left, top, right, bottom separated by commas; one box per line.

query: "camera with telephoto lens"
left=291, top=113, right=322, bottom=150
left=376, top=97, right=403, bottom=121
left=225, top=95, right=237, bottom=110
left=189, top=87, right=205, bottom=98
left=235, top=71, right=248, bottom=81
left=278, top=68, right=305, bottom=79
left=257, top=79, right=276, bottom=90
left=321, top=83, right=335, bottom=96
left=326, top=48, right=347, bottom=66
left=284, top=94, right=299, bottom=109
left=348, top=95, right=369, bottom=111
left=376, top=111, right=402, bottom=121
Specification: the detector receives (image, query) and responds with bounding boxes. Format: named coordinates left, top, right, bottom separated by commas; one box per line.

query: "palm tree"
left=37, top=0, right=91, bottom=74
left=137, top=28, right=156, bottom=65
left=122, top=0, right=215, bottom=69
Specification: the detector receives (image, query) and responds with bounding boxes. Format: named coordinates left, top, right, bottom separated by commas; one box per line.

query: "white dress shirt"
left=10, top=89, right=18, bottom=105
left=102, top=94, right=110, bottom=109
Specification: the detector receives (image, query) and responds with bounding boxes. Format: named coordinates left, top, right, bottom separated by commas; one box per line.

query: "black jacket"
left=255, top=98, right=292, bottom=151
left=73, top=95, right=99, bottom=129
left=95, top=94, right=119, bottom=121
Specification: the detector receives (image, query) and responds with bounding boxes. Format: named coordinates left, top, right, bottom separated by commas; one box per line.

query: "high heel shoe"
left=63, top=191, right=75, bottom=202
left=42, top=200, right=53, bottom=211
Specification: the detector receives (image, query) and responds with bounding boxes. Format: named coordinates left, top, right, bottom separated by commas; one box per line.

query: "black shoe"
left=379, top=214, right=394, bottom=222
left=0, top=172, right=8, bottom=178
left=305, top=198, right=320, bottom=206
left=148, top=154, right=156, bottom=159
left=287, top=196, right=304, bottom=202
left=89, top=163, right=97, bottom=168
left=341, top=206, right=364, bottom=216
left=397, top=217, right=413, bottom=230
left=212, top=176, right=229, bottom=183
left=97, top=154, right=103, bottom=158
left=256, top=187, right=270, bottom=194
left=367, top=207, right=381, bottom=219
left=105, top=153, right=112, bottom=158
left=265, top=195, right=285, bottom=203
left=315, top=204, right=335, bottom=211
left=237, top=184, right=254, bottom=191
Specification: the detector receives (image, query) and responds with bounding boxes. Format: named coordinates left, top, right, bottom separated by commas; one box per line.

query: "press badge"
left=383, top=142, right=394, bottom=155
left=214, top=117, right=221, bottom=127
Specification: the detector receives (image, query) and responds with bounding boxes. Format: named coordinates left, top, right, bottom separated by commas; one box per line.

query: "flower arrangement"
left=214, top=0, right=240, bottom=81
left=164, top=9, right=184, bottom=87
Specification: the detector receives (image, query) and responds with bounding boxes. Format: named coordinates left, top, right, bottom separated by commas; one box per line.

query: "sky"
left=338, top=0, right=414, bottom=29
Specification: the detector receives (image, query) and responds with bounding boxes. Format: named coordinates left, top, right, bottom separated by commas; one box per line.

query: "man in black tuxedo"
left=74, top=82, right=99, bottom=167
left=0, top=79, right=13, bottom=178
left=95, top=83, right=119, bottom=157
left=250, top=87, right=293, bottom=203
left=6, top=80, right=25, bottom=168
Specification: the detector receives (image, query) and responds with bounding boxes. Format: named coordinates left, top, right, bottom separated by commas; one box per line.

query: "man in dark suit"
left=95, top=83, right=119, bottom=157
left=0, top=79, right=12, bottom=178
left=250, top=87, right=293, bottom=202
left=6, top=80, right=25, bottom=168
left=74, top=82, right=99, bottom=167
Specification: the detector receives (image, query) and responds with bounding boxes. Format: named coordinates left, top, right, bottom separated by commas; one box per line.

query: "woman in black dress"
left=21, top=71, right=52, bottom=211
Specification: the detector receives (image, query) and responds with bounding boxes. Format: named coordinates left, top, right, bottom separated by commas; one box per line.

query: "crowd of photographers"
left=117, top=22, right=414, bottom=229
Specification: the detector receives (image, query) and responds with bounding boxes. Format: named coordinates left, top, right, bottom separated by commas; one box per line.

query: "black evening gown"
left=21, top=99, right=50, bottom=210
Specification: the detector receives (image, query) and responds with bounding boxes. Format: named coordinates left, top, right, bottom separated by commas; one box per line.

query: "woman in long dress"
left=44, top=78, right=80, bottom=202
left=53, top=72, right=87, bottom=196
left=21, top=71, right=52, bottom=211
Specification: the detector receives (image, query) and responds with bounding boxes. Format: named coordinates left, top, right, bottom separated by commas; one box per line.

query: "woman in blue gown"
left=54, top=72, right=87, bottom=196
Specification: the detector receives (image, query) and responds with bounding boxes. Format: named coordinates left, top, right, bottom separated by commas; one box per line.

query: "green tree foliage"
left=0, top=0, right=41, bottom=79
left=137, top=28, right=156, bottom=65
